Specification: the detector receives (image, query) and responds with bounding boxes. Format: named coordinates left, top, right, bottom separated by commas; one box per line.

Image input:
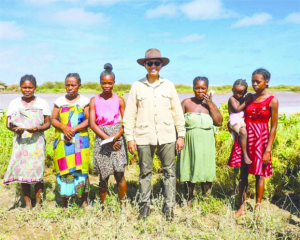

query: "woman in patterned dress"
left=89, top=63, right=128, bottom=207
left=228, top=68, right=279, bottom=218
left=52, top=73, right=90, bottom=210
left=4, top=75, right=51, bottom=209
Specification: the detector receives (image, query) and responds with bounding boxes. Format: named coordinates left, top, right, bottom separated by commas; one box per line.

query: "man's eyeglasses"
left=146, top=61, right=162, bottom=67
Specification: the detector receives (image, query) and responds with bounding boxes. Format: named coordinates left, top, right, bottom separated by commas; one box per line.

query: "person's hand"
left=111, top=141, right=121, bottom=151
left=109, top=134, right=119, bottom=141
left=26, top=127, right=39, bottom=133
left=15, top=127, right=25, bottom=135
left=176, top=138, right=184, bottom=152
left=203, top=92, right=213, bottom=105
left=62, top=126, right=75, bottom=141
left=262, top=150, right=271, bottom=165
left=128, top=140, right=137, bottom=154
left=244, top=93, right=253, bottom=104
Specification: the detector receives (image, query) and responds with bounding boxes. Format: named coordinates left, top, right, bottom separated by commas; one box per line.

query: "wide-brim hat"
left=137, top=48, right=170, bottom=66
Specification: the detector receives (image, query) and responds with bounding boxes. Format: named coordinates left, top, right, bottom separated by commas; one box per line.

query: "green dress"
left=177, top=112, right=216, bottom=183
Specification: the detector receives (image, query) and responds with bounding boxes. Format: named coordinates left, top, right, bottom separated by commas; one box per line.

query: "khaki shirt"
left=123, top=76, right=186, bottom=145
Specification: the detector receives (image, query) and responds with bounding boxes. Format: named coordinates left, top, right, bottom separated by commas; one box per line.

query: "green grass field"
left=0, top=105, right=299, bottom=239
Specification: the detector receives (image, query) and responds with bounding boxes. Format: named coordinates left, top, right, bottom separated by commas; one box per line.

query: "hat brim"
left=137, top=57, right=170, bottom=66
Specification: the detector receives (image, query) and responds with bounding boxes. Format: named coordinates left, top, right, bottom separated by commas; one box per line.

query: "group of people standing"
left=3, top=48, right=278, bottom=221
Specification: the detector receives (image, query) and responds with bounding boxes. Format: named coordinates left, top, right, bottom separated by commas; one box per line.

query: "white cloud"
left=231, top=13, right=272, bottom=28
left=180, top=0, right=238, bottom=20
left=51, top=8, right=108, bottom=25
left=0, top=21, right=24, bottom=40
left=145, top=4, right=179, bottom=18
left=284, top=12, right=300, bottom=24
left=178, top=33, right=205, bottom=43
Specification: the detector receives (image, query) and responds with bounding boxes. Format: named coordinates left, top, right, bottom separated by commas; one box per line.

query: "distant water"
left=0, top=92, right=299, bottom=115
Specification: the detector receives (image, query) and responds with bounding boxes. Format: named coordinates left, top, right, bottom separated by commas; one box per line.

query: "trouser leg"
left=137, top=145, right=156, bottom=206
left=157, top=142, right=176, bottom=208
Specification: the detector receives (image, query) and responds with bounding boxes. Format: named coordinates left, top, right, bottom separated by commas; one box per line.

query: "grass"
left=0, top=105, right=299, bottom=239
left=0, top=168, right=299, bottom=240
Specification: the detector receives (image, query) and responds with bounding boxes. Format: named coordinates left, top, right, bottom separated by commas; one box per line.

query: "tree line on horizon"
left=1, top=80, right=300, bottom=94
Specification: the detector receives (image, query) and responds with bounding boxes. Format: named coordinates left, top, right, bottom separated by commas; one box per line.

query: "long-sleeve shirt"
left=123, top=76, right=186, bottom=145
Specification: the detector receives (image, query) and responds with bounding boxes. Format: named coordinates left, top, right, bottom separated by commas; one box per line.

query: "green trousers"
left=137, top=142, right=176, bottom=208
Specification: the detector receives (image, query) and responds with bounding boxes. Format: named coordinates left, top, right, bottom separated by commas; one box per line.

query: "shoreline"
left=0, top=91, right=299, bottom=115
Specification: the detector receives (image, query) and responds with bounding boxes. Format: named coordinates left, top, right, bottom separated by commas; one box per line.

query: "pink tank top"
left=95, top=94, right=121, bottom=126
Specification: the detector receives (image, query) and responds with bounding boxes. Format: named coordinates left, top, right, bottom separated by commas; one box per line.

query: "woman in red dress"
left=229, top=68, right=279, bottom=218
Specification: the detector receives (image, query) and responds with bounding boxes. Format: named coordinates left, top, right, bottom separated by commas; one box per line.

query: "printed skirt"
left=55, top=171, right=89, bottom=198
left=93, top=124, right=128, bottom=180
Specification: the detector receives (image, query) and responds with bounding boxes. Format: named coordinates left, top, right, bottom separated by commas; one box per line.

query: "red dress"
left=228, top=96, right=274, bottom=177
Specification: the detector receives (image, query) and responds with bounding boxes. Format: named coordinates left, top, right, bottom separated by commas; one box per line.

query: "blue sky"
left=0, top=0, right=299, bottom=86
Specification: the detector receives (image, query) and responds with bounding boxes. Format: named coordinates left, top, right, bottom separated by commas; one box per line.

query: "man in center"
left=123, top=48, right=185, bottom=220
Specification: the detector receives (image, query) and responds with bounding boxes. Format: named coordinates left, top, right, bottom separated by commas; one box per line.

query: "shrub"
left=0, top=109, right=299, bottom=199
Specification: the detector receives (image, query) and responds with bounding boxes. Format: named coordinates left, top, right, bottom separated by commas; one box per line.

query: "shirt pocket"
left=135, top=123, right=149, bottom=136
left=137, top=95, right=148, bottom=108
left=163, top=121, right=175, bottom=132
left=161, top=93, right=171, bottom=108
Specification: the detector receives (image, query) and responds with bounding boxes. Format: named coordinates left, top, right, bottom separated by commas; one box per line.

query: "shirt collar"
left=141, top=75, right=165, bottom=87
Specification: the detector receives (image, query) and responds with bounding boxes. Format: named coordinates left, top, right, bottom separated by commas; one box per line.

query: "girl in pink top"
left=89, top=63, right=127, bottom=207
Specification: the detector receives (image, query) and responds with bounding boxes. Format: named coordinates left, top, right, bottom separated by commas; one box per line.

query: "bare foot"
left=35, top=203, right=41, bottom=210
left=25, top=204, right=32, bottom=210
left=82, top=201, right=88, bottom=209
left=243, top=155, right=252, bottom=165
left=120, top=200, right=126, bottom=209
left=254, top=204, right=261, bottom=220
left=203, top=188, right=212, bottom=197
left=63, top=208, right=67, bottom=214
left=235, top=205, right=247, bottom=218
left=187, top=200, right=193, bottom=209
left=25, top=201, right=32, bottom=210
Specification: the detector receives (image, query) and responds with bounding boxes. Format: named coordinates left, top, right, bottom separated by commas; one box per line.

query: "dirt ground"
left=0, top=164, right=299, bottom=240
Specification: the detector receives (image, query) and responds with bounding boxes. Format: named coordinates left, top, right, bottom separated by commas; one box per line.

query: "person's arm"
left=51, top=104, right=75, bottom=140
left=89, top=97, right=110, bottom=140
left=6, top=116, right=24, bottom=135
left=73, top=104, right=89, bottom=133
left=203, top=93, right=223, bottom=126
left=263, top=97, right=279, bottom=165
left=181, top=99, right=187, bottom=114
left=170, top=84, right=185, bottom=151
left=108, top=96, right=126, bottom=151
left=228, top=97, right=246, bottom=113
left=113, top=96, right=125, bottom=140
left=27, top=115, right=51, bottom=133
left=123, top=84, right=138, bottom=154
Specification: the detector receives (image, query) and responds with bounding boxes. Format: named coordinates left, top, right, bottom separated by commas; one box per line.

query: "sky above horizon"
left=0, top=0, right=299, bottom=86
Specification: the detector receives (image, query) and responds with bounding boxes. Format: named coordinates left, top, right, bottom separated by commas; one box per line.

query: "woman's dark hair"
left=193, top=76, right=209, bottom=88
left=20, top=75, right=37, bottom=88
left=100, top=63, right=115, bottom=81
left=65, top=73, right=81, bottom=85
left=233, top=79, right=248, bottom=92
left=252, top=68, right=271, bottom=81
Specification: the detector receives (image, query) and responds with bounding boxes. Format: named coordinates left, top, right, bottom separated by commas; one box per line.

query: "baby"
left=228, top=79, right=252, bottom=164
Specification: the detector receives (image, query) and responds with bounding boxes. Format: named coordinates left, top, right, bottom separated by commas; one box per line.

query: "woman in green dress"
left=177, top=77, right=223, bottom=208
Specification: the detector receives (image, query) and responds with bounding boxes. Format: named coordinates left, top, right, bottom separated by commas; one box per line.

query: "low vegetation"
left=2, top=81, right=300, bottom=94
left=0, top=104, right=299, bottom=239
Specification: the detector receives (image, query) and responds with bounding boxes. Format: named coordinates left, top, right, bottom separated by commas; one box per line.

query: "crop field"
left=0, top=104, right=299, bottom=239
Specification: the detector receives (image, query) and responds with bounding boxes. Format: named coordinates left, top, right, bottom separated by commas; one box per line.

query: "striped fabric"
left=228, top=96, right=274, bottom=177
